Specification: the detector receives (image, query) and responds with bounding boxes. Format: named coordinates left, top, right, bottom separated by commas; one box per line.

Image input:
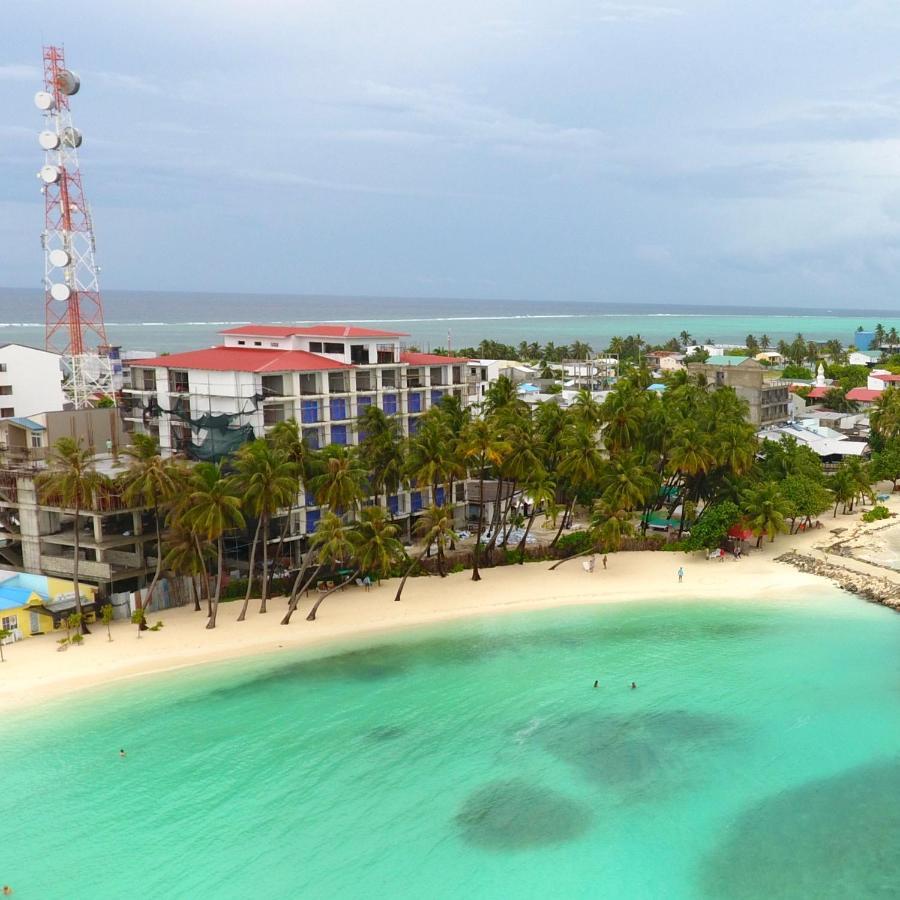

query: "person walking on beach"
left=677, top=566, right=684, bottom=583
left=602, top=555, right=607, bottom=570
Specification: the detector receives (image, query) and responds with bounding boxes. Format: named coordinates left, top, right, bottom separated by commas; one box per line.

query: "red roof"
left=400, top=351, right=470, bottom=365
left=806, top=386, right=829, bottom=399
left=872, top=373, right=900, bottom=383
left=219, top=324, right=408, bottom=338
left=846, top=387, right=882, bottom=402
left=128, top=347, right=350, bottom=373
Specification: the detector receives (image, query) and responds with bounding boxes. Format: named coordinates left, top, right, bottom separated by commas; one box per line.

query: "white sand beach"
left=2, top=504, right=898, bottom=713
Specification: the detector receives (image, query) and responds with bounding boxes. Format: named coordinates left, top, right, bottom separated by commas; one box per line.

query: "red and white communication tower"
left=36, top=45, right=113, bottom=408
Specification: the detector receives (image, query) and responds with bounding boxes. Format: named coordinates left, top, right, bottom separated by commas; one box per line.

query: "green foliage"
left=870, top=440, right=900, bottom=487
left=780, top=474, right=833, bottom=526
left=149, top=621, right=164, bottom=631
left=555, top=531, right=594, bottom=555
left=862, top=505, right=890, bottom=523
left=96, top=394, right=115, bottom=408
left=683, top=501, right=740, bottom=550
left=781, top=364, right=813, bottom=380
left=70, top=632, right=84, bottom=645
left=448, top=562, right=466, bottom=574
left=824, top=364, right=870, bottom=390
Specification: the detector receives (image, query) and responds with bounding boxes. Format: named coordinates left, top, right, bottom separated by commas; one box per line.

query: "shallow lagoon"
left=3, top=593, right=898, bottom=899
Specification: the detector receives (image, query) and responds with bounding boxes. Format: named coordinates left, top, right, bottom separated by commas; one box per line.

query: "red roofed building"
left=123, top=324, right=488, bottom=542
left=805, top=386, right=829, bottom=400
left=845, top=387, right=882, bottom=406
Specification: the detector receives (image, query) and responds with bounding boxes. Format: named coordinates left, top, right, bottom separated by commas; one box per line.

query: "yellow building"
left=0, top=573, right=97, bottom=638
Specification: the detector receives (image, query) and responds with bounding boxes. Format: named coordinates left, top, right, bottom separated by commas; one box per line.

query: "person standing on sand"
left=677, top=566, right=684, bottom=583
left=602, top=555, right=607, bottom=570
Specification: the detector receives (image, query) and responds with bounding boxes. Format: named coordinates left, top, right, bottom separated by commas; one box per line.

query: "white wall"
left=0, top=344, right=65, bottom=419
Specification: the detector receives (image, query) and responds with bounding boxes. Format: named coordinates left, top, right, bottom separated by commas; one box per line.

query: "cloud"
left=91, top=71, right=163, bottom=95
left=0, top=64, right=40, bottom=81
left=581, top=3, right=684, bottom=23
left=328, top=82, right=606, bottom=156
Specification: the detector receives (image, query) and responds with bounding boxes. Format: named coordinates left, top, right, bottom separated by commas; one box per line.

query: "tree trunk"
left=191, top=574, right=201, bottom=612
left=499, top=479, right=518, bottom=547
left=237, top=517, right=262, bottom=621
left=550, top=499, right=573, bottom=548
left=141, top=507, right=164, bottom=626
left=72, top=507, right=90, bottom=635
left=483, top=477, right=505, bottom=563
left=516, top=506, right=539, bottom=562
left=281, top=560, right=319, bottom=625
left=395, top=544, right=430, bottom=601
left=307, top=569, right=359, bottom=621
left=194, top=533, right=213, bottom=617
left=206, top=535, right=224, bottom=630
left=266, top=503, right=292, bottom=598
left=472, top=466, right=485, bottom=581
left=259, top=513, right=270, bottom=614
left=549, top=545, right=596, bottom=571
left=437, top=541, right=446, bottom=576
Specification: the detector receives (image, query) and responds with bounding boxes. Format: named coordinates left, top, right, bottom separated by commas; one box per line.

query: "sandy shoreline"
left=2, top=503, right=898, bottom=713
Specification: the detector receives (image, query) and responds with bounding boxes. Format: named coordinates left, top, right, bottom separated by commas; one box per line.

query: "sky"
left=3, top=0, right=900, bottom=308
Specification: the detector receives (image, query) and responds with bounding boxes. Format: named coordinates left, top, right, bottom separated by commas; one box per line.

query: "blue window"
left=431, top=389, right=444, bottom=405
left=330, top=398, right=347, bottom=421
left=409, top=392, right=423, bottom=413
left=387, top=495, right=400, bottom=515
left=435, top=486, right=445, bottom=505
left=331, top=424, right=348, bottom=445
left=411, top=491, right=423, bottom=513
left=303, top=428, right=320, bottom=450
left=306, top=509, right=321, bottom=533
left=383, top=394, right=398, bottom=414
left=357, top=395, right=373, bottom=410
left=301, top=400, right=319, bottom=424
left=408, top=417, right=419, bottom=437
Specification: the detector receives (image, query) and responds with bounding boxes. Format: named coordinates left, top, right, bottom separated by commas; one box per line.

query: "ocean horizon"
left=1, top=287, right=899, bottom=355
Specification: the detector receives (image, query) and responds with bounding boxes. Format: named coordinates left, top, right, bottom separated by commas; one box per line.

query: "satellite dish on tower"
left=38, top=130, right=60, bottom=150
left=61, top=127, right=82, bottom=148
left=40, top=165, right=61, bottom=184
left=50, top=283, right=72, bottom=302
left=49, top=249, right=70, bottom=268
left=56, top=69, right=80, bottom=96
left=34, top=91, right=55, bottom=110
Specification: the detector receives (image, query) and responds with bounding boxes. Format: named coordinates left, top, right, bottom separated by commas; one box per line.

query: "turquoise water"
left=3, top=593, right=899, bottom=899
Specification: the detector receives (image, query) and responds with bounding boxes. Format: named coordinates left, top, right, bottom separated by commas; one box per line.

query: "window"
left=0, top=408, right=14, bottom=418
left=270, top=342, right=279, bottom=348
left=31, top=434, right=41, bottom=448
left=237, top=340, right=245, bottom=345
left=383, top=394, right=398, bottom=414
left=411, top=491, right=423, bottom=513
left=381, top=369, right=397, bottom=388
left=301, top=400, right=320, bottom=424
left=0, top=386, right=11, bottom=395
left=1, top=614, right=16, bottom=631
left=310, top=341, right=323, bottom=353
left=331, top=424, right=348, bottom=445
left=0, top=364, right=6, bottom=372
left=350, top=344, right=370, bottom=364
left=408, top=417, right=419, bottom=436
left=306, top=509, right=322, bottom=533
left=299, top=373, right=318, bottom=395
left=409, top=392, right=423, bottom=413
left=253, top=341, right=262, bottom=346
left=357, top=396, right=373, bottom=413
left=330, top=398, right=348, bottom=420
left=430, top=389, right=444, bottom=406
left=435, top=486, right=445, bottom=505
left=387, top=495, right=400, bottom=515
left=324, top=342, right=345, bottom=354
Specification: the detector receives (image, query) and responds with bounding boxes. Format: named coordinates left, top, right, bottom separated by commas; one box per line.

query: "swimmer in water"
left=119, top=749, right=126, bottom=758
left=593, top=680, right=599, bottom=688
left=631, top=682, right=637, bottom=689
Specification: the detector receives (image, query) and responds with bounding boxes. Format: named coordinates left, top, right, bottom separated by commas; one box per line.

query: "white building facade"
left=124, top=324, right=485, bottom=540
left=0, top=343, right=66, bottom=420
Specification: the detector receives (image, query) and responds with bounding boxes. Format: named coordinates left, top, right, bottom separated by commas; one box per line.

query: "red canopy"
left=728, top=525, right=754, bottom=541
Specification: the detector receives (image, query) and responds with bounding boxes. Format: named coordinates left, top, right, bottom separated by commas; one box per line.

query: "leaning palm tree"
left=186, top=462, right=245, bottom=629
left=394, top=503, right=454, bottom=602
left=355, top=506, right=405, bottom=584
left=307, top=445, right=367, bottom=518
left=232, top=439, right=297, bottom=620
left=162, top=524, right=212, bottom=612
left=515, top=468, right=556, bottom=561
left=37, top=437, right=107, bottom=634
left=305, top=512, right=361, bottom=621
left=119, top=434, right=184, bottom=617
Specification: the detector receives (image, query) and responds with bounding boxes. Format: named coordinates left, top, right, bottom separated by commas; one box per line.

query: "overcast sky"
left=3, top=0, right=900, bottom=307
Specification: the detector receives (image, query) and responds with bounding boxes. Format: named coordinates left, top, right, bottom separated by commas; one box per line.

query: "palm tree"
left=874, top=323, right=886, bottom=348
left=741, top=481, right=790, bottom=546
left=461, top=417, right=510, bottom=581
left=307, top=445, right=367, bottom=516
left=267, top=418, right=309, bottom=590
left=759, top=334, right=771, bottom=350
left=37, top=437, right=107, bottom=634
left=357, top=405, right=404, bottom=505
left=678, top=330, right=692, bottom=350
left=515, top=468, right=556, bottom=561
left=162, top=524, right=212, bottom=612
left=355, top=506, right=404, bottom=583
left=394, top=503, right=455, bottom=601
left=119, top=434, right=183, bottom=618
left=232, top=439, right=296, bottom=619
left=186, top=462, right=245, bottom=629
left=305, top=512, right=361, bottom=621
left=553, top=421, right=605, bottom=545
left=598, top=451, right=655, bottom=513
left=870, top=388, right=900, bottom=443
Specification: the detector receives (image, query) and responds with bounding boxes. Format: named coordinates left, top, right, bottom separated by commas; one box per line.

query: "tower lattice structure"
left=37, top=45, right=113, bottom=408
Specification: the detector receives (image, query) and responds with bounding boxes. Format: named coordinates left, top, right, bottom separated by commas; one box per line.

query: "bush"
left=862, top=505, right=890, bottom=523
left=448, top=562, right=466, bottom=574
left=781, top=364, right=813, bottom=380
left=555, top=531, right=594, bottom=555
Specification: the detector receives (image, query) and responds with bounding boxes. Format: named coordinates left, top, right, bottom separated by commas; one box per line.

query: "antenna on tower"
left=37, top=45, right=114, bottom=409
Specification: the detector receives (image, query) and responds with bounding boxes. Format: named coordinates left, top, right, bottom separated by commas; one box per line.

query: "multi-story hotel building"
left=123, top=324, right=484, bottom=544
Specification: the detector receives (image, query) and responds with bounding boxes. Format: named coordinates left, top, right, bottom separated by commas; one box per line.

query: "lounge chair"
left=356, top=577, right=371, bottom=591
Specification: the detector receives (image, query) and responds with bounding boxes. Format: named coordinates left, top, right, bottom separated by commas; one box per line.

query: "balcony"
left=263, top=405, right=287, bottom=427
left=327, top=374, right=350, bottom=394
